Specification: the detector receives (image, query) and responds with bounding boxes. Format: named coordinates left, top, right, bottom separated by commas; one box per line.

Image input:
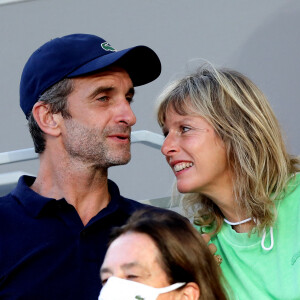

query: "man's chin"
left=106, top=152, right=131, bottom=167
left=112, top=156, right=131, bottom=166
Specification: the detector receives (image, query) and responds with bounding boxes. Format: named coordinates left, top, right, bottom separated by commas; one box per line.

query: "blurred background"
left=0, top=0, right=299, bottom=203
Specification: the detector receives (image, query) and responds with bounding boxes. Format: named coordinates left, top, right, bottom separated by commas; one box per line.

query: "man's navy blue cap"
left=20, top=33, right=161, bottom=118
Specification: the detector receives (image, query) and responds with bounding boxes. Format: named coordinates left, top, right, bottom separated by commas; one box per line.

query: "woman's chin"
left=177, top=185, right=194, bottom=194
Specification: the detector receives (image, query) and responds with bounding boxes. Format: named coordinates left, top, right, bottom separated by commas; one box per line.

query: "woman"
left=156, top=64, right=300, bottom=299
left=99, top=208, right=228, bottom=300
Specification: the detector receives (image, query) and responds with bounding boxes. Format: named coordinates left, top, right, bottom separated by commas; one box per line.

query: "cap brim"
left=68, top=46, right=161, bottom=86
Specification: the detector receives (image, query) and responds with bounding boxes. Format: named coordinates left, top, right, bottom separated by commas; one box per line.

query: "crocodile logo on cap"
left=101, top=42, right=117, bottom=52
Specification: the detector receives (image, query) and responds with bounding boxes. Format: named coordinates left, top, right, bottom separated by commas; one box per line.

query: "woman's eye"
left=181, top=126, right=191, bottom=133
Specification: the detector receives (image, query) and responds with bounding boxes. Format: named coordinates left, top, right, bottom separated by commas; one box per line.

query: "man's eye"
left=97, top=96, right=109, bottom=102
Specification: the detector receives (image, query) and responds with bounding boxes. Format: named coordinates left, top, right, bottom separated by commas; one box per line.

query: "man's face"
left=60, top=67, right=136, bottom=168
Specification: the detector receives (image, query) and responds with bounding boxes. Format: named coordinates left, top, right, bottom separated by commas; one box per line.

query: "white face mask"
left=98, top=276, right=186, bottom=300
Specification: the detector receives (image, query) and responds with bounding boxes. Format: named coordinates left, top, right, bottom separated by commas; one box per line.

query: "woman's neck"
left=224, top=217, right=254, bottom=233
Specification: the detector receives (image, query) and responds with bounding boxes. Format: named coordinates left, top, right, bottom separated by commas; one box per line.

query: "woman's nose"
left=161, top=132, right=179, bottom=156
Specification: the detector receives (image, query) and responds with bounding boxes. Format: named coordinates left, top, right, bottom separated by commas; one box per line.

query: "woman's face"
left=161, top=107, right=232, bottom=198
left=100, top=232, right=180, bottom=299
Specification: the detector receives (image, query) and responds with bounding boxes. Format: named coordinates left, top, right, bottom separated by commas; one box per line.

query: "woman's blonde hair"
left=157, top=64, right=300, bottom=234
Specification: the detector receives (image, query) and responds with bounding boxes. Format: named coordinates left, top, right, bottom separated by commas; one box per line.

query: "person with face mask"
left=99, top=208, right=228, bottom=300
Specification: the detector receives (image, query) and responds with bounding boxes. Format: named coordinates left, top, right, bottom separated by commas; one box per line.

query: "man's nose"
left=116, top=99, right=136, bottom=126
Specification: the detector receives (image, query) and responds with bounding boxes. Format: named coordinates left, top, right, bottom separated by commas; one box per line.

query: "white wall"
left=0, top=0, right=299, bottom=200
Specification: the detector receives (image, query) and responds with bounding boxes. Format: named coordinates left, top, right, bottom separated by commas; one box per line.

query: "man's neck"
left=31, top=154, right=111, bottom=226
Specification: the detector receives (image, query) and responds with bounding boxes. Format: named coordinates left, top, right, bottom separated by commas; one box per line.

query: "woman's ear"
left=32, top=102, right=62, bottom=137
left=180, top=282, right=200, bottom=300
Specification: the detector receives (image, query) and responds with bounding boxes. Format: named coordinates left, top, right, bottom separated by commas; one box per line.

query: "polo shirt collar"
left=87, top=179, right=132, bottom=225
left=10, top=175, right=130, bottom=219
left=11, top=176, right=56, bottom=217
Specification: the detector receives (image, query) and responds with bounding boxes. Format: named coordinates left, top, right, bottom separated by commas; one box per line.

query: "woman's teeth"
left=174, top=162, right=193, bottom=172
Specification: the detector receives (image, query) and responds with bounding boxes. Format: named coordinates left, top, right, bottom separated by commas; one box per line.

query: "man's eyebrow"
left=88, top=86, right=135, bottom=99
left=88, top=86, right=114, bottom=99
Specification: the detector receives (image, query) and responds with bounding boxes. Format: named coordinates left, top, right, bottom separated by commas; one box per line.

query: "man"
left=0, top=34, right=161, bottom=299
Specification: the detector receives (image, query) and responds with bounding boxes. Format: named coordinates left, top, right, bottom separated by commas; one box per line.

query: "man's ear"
left=32, top=102, right=62, bottom=137
left=180, top=282, right=200, bottom=300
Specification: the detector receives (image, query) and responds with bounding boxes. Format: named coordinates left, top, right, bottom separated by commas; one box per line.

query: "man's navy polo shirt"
left=0, top=176, right=148, bottom=300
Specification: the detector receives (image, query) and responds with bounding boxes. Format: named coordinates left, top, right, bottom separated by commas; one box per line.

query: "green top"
left=196, top=173, right=300, bottom=300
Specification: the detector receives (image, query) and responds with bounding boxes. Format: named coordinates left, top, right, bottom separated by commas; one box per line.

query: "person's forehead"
left=103, top=232, right=160, bottom=267
left=71, top=67, right=134, bottom=93
left=164, top=107, right=206, bottom=124
left=113, top=232, right=158, bottom=254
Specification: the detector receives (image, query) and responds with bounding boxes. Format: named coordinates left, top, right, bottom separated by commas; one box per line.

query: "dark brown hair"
left=28, top=78, right=73, bottom=153
left=110, top=208, right=228, bottom=300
